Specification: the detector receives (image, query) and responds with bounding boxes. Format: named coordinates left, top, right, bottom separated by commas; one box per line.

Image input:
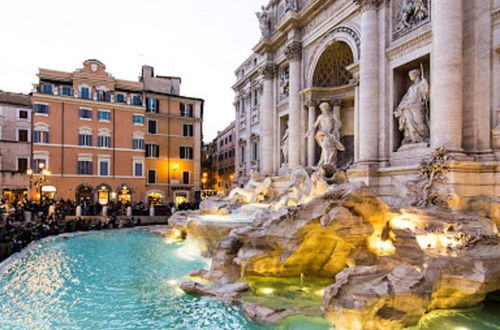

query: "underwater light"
left=258, top=287, right=274, bottom=295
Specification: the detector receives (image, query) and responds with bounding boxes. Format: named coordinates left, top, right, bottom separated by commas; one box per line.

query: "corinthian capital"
left=354, top=0, right=383, bottom=11
left=304, top=96, right=317, bottom=108
left=285, top=41, right=302, bottom=61
left=261, top=63, right=277, bottom=79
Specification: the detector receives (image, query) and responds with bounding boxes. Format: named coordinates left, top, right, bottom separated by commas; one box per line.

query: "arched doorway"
left=76, top=184, right=94, bottom=203
left=309, top=41, right=355, bottom=169
left=96, top=184, right=112, bottom=205
left=146, top=190, right=164, bottom=206
left=116, top=185, right=132, bottom=203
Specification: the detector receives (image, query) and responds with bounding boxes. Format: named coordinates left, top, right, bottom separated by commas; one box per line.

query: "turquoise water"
left=0, top=229, right=498, bottom=330
left=0, top=230, right=329, bottom=330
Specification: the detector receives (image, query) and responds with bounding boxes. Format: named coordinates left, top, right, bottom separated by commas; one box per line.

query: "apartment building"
left=213, top=122, right=235, bottom=194
left=141, top=66, right=203, bottom=205
left=0, top=92, right=32, bottom=203
left=31, top=60, right=203, bottom=205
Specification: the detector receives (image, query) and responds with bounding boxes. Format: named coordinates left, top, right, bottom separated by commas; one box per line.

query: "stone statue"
left=281, top=126, right=289, bottom=165
left=285, top=0, right=299, bottom=13
left=272, top=168, right=312, bottom=210
left=394, top=67, right=429, bottom=146
left=227, top=170, right=272, bottom=204
left=256, top=6, right=272, bottom=39
left=306, top=102, right=345, bottom=168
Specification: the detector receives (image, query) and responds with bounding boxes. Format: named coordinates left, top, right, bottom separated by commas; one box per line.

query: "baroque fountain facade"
left=170, top=1, right=500, bottom=328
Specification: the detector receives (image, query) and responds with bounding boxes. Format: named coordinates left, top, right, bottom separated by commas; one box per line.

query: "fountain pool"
left=0, top=229, right=498, bottom=329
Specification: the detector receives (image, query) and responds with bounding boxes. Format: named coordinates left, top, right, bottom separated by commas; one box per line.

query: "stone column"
left=357, top=0, right=380, bottom=164
left=305, top=97, right=317, bottom=167
left=286, top=41, right=302, bottom=169
left=430, top=0, right=463, bottom=152
left=261, top=63, right=276, bottom=175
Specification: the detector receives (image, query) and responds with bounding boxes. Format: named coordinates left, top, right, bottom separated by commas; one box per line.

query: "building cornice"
left=386, top=27, right=432, bottom=61
left=32, top=93, right=144, bottom=111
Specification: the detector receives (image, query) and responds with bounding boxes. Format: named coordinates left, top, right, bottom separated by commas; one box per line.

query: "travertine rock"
left=180, top=281, right=249, bottom=301
left=241, top=302, right=295, bottom=325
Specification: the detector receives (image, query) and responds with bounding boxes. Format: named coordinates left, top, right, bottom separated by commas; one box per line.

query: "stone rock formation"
left=176, top=170, right=500, bottom=329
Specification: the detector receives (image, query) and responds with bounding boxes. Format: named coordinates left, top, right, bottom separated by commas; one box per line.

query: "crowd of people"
left=0, top=197, right=198, bottom=263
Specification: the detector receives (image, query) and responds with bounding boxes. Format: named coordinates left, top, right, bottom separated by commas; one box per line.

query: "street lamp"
left=27, top=163, right=51, bottom=202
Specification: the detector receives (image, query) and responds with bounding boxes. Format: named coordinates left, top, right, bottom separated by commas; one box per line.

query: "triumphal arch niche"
left=235, top=0, right=500, bottom=203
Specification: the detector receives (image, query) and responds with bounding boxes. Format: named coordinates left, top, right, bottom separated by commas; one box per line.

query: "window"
left=180, top=103, right=193, bottom=117
left=80, top=86, right=91, bottom=99
left=61, top=86, right=72, bottom=96
left=98, top=135, right=111, bottom=148
left=145, top=144, right=159, bottom=158
left=133, top=115, right=144, bottom=125
left=18, top=110, right=29, bottom=119
left=33, top=130, right=49, bottom=144
left=148, top=120, right=157, bottom=134
left=34, top=103, right=49, bottom=115
left=148, top=170, right=156, bottom=184
left=40, top=83, right=53, bottom=95
left=229, top=135, right=232, bottom=142
left=99, top=160, right=109, bottom=176
left=17, top=158, right=28, bottom=173
left=133, top=138, right=145, bottom=150
left=183, top=124, right=193, bottom=137
left=179, top=146, right=193, bottom=159
left=134, top=162, right=143, bottom=177
left=131, top=94, right=142, bottom=106
left=146, top=98, right=159, bottom=113
left=240, top=146, right=245, bottom=163
left=96, top=89, right=111, bottom=102
left=253, top=90, right=259, bottom=106
left=79, top=108, right=93, bottom=120
left=183, top=171, right=190, bottom=184
left=78, top=133, right=92, bottom=146
left=17, top=129, right=29, bottom=142
left=116, top=93, right=126, bottom=103
left=33, top=159, right=47, bottom=173
left=77, top=161, right=93, bottom=175
left=252, top=142, right=258, bottom=161
left=98, top=110, right=111, bottom=122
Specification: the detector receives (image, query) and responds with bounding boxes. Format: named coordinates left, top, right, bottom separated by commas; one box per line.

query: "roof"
left=0, top=91, right=32, bottom=108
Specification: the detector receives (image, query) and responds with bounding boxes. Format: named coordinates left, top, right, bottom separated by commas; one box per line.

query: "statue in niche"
left=279, top=66, right=290, bottom=101
left=394, top=67, right=429, bottom=146
left=285, top=0, right=299, bottom=13
left=281, top=125, right=289, bottom=165
left=306, top=102, right=345, bottom=168
left=227, top=170, right=272, bottom=204
left=256, top=6, right=272, bottom=39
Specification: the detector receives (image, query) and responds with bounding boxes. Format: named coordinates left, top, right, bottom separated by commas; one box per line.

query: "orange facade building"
left=31, top=60, right=203, bottom=205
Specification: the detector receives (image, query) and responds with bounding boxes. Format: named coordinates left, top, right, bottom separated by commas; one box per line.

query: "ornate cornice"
left=354, top=0, right=383, bottom=12
left=285, top=41, right=303, bottom=61
left=304, top=96, right=317, bottom=108
left=386, top=28, right=432, bottom=61
left=261, top=63, right=277, bottom=79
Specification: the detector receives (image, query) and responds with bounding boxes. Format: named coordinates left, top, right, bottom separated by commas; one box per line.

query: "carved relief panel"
left=392, top=0, right=431, bottom=40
